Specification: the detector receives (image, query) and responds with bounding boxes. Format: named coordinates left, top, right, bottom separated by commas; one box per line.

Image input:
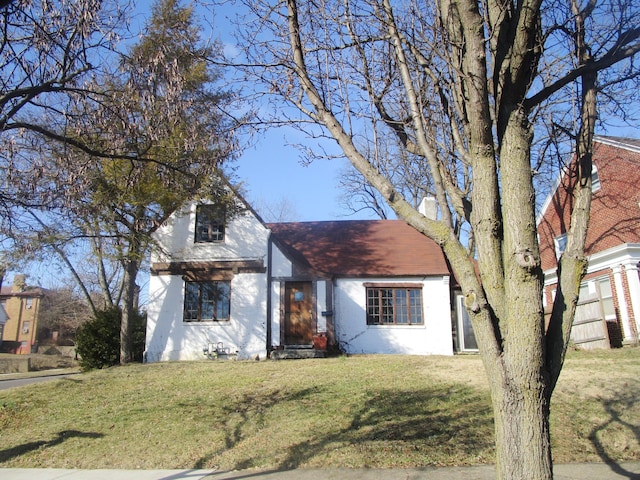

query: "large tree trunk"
left=492, top=375, right=553, bottom=480
left=277, top=1, right=624, bottom=478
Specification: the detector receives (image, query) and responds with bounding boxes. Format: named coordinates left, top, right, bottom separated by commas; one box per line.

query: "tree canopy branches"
left=233, top=0, right=640, bottom=477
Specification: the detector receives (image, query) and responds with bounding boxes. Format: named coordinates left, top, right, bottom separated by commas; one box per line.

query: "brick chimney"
left=12, top=274, right=26, bottom=293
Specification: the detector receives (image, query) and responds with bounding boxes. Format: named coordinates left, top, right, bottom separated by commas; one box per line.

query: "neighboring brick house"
left=537, top=136, right=640, bottom=348
left=0, top=275, right=47, bottom=354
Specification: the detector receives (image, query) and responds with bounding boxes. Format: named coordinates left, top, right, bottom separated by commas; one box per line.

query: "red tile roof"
left=268, top=220, right=449, bottom=277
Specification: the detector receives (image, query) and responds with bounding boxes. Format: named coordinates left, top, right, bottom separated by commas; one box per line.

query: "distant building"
left=0, top=275, right=47, bottom=354
left=0, top=301, right=7, bottom=344
left=537, top=136, right=640, bottom=348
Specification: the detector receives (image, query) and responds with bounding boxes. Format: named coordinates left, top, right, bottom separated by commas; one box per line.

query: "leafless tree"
left=2, top=0, right=246, bottom=363
left=231, top=0, right=640, bottom=477
left=252, top=194, right=301, bottom=222
left=0, top=0, right=130, bottom=291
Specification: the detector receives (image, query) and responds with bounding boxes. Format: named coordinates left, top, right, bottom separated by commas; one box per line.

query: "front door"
left=284, top=282, right=314, bottom=345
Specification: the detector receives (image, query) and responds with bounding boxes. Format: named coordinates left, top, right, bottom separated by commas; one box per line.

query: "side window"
left=184, top=281, right=231, bottom=322
left=591, top=164, right=601, bottom=192
left=554, top=233, right=567, bottom=259
left=195, top=205, right=225, bottom=243
left=366, top=286, right=423, bottom=325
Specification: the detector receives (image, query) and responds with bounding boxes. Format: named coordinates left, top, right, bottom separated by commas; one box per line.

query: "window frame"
left=194, top=204, right=225, bottom=243
left=364, top=283, right=424, bottom=326
left=554, top=233, right=567, bottom=259
left=591, top=164, right=601, bottom=192
left=183, top=280, right=231, bottom=323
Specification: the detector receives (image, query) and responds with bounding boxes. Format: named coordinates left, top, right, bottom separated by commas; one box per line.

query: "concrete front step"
left=270, top=347, right=327, bottom=360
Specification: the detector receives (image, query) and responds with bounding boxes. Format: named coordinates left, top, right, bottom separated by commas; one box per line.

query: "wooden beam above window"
left=151, top=260, right=266, bottom=280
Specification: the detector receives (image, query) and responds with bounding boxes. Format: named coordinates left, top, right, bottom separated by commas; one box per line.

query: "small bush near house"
left=75, top=308, right=146, bottom=370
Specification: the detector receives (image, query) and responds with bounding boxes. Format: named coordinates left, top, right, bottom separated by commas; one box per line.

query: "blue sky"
left=8, top=0, right=640, bottom=289
left=234, top=133, right=359, bottom=222
left=202, top=2, right=368, bottom=222
left=201, top=0, right=640, bottom=223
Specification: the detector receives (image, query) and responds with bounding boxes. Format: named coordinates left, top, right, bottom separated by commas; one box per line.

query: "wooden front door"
left=284, top=282, right=314, bottom=345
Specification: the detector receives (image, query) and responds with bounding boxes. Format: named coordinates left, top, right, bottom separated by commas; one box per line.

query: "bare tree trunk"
left=492, top=376, right=552, bottom=480
left=119, top=258, right=139, bottom=365
left=262, top=1, right=640, bottom=479
left=90, top=234, right=115, bottom=308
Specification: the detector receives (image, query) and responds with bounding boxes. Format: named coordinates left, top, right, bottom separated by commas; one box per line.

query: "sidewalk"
left=1, top=463, right=639, bottom=479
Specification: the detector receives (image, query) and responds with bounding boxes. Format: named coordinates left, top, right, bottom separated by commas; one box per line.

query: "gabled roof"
left=537, top=135, right=640, bottom=271
left=268, top=220, right=449, bottom=277
left=594, top=135, right=640, bottom=153
left=536, top=135, right=640, bottom=225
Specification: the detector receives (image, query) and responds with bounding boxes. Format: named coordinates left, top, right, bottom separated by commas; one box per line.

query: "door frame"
left=282, top=281, right=316, bottom=346
left=456, top=294, right=479, bottom=352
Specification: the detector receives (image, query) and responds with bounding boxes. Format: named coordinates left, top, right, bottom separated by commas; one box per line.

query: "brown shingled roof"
left=268, top=220, right=449, bottom=277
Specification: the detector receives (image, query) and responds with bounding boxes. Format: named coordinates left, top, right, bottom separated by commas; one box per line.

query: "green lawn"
left=0, top=349, right=638, bottom=470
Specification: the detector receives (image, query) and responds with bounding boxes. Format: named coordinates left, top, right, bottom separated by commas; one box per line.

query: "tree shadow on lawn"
left=277, top=385, right=494, bottom=469
left=0, top=430, right=104, bottom=464
left=589, top=384, right=640, bottom=479
left=194, top=383, right=494, bottom=470
left=193, top=387, right=322, bottom=469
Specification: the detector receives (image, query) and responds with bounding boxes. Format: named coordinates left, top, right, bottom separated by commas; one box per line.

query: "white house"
left=145, top=193, right=456, bottom=362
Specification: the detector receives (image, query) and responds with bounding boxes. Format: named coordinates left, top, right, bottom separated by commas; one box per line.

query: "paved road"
left=0, top=374, right=79, bottom=390
left=0, top=370, right=81, bottom=390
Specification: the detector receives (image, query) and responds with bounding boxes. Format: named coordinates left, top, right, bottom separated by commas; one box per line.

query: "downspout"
left=266, top=232, right=273, bottom=358
left=30, top=294, right=40, bottom=352
left=16, top=298, right=23, bottom=347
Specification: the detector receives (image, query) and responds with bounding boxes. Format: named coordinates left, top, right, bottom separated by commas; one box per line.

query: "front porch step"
left=270, top=348, right=326, bottom=360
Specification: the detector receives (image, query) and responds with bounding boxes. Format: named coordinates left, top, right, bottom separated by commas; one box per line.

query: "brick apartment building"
left=0, top=275, right=47, bottom=354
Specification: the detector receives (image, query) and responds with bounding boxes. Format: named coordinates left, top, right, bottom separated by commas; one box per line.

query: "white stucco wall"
left=145, top=200, right=271, bottom=361
left=268, top=243, right=292, bottom=349
left=151, top=202, right=270, bottom=263
left=145, top=272, right=268, bottom=361
left=316, top=280, right=328, bottom=333
left=334, top=276, right=454, bottom=356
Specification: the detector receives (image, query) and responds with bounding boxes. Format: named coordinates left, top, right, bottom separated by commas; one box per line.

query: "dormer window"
left=195, top=204, right=225, bottom=243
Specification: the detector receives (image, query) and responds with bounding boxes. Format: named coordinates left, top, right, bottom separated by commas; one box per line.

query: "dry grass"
left=0, top=348, right=638, bottom=470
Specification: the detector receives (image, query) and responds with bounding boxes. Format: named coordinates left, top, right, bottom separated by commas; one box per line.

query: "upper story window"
left=365, top=284, right=423, bottom=325
left=195, top=204, right=225, bottom=243
left=554, top=233, right=567, bottom=259
left=591, top=164, right=601, bottom=192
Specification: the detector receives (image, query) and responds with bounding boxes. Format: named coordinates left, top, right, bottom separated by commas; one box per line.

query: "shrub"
left=75, top=308, right=146, bottom=370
